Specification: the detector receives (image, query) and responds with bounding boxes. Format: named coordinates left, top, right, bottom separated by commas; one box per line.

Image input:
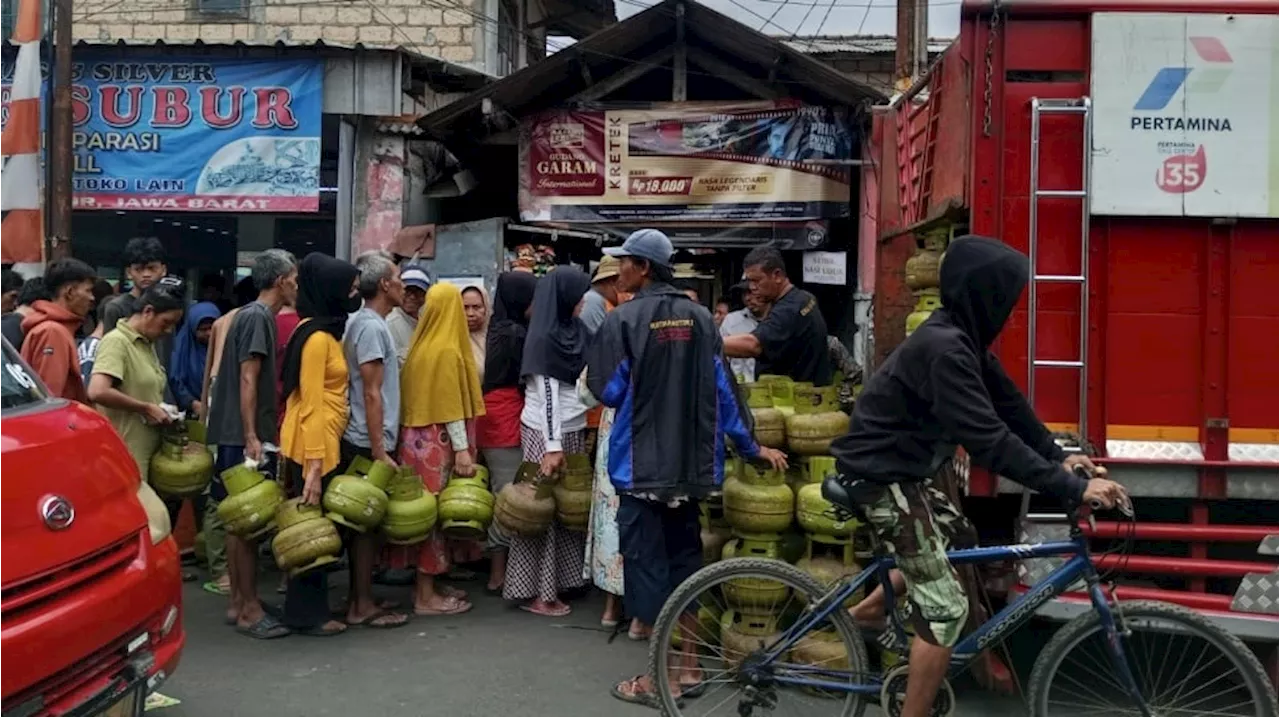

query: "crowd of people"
left=0, top=229, right=863, bottom=704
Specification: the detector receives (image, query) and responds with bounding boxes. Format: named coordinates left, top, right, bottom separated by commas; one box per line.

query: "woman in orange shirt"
left=279, top=253, right=361, bottom=636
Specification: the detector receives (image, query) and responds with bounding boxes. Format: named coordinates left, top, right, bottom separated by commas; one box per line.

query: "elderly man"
left=339, top=250, right=411, bottom=629
left=206, top=249, right=298, bottom=640
left=387, top=264, right=430, bottom=366
left=579, top=255, right=621, bottom=336
left=587, top=229, right=787, bottom=707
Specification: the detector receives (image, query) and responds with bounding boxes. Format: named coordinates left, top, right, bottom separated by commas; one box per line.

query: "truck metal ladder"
left=1027, top=96, right=1093, bottom=443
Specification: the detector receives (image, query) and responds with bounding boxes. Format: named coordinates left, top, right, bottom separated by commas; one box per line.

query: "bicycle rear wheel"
left=1027, top=599, right=1277, bottom=717
left=647, top=557, right=871, bottom=717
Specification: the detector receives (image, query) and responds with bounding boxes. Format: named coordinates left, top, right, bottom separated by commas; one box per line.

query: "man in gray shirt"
left=580, top=255, right=621, bottom=336
left=339, top=251, right=409, bottom=629
left=205, top=249, right=297, bottom=641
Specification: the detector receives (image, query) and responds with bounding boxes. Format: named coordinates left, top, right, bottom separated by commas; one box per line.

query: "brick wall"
left=72, top=0, right=486, bottom=66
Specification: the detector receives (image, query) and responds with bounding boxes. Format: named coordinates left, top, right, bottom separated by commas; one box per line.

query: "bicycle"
left=647, top=469, right=1277, bottom=717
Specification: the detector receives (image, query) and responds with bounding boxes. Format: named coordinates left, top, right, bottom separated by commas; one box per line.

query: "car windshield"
left=1, top=340, right=46, bottom=411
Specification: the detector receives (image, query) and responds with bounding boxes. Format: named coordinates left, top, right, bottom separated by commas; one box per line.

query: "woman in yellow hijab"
left=388, top=282, right=486, bottom=617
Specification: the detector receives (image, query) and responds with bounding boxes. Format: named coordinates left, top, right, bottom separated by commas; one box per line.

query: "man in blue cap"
left=587, top=229, right=787, bottom=707
left=387, top=264, right=430, bottom=367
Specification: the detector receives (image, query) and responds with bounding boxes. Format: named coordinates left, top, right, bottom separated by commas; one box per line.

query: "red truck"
left=862, top=0, right=1278, bottom=652
left=1, top=339, right=185, bottom=716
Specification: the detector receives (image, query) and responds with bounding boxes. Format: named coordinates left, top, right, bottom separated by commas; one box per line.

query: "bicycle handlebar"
left=1070, top=465, right=1134, bottom=518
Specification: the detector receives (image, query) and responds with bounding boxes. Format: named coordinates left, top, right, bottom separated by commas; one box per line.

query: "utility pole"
left=49, top=0, right=73, bottom=259
left=894, top=0, right=928, bottom=93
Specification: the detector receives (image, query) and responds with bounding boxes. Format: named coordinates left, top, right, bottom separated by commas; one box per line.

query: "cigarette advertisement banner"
left=518, top=102, right=854, bottom=223
left=1, top=57, right=323, bottom=213
left=1090, top=13, right=1279, bottom=218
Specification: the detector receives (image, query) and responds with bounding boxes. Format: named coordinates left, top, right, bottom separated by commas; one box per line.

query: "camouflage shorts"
left=854, top=479, right=975, bottom=648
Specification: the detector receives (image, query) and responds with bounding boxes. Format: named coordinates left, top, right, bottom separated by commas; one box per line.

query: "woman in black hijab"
left=504, top=267, right=592, bottom=617
left=477, top=271, right=539, bottom=594
left=279, top=252, right=363, bottom=636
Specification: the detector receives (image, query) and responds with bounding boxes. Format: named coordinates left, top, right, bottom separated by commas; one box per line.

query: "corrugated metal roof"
left=420, top=0, right=885, bottom=139
left=781, top=35, right=954, bottom=56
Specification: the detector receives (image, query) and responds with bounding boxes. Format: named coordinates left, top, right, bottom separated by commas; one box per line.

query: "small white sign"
left=802, top=251, right=847, bottom=286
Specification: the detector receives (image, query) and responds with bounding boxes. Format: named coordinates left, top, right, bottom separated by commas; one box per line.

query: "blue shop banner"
left=2, top=57, right=323, bottom=212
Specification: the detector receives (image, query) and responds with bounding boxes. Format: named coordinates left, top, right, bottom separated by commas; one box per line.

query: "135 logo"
left=1156, top=145, right=1207, bottom=194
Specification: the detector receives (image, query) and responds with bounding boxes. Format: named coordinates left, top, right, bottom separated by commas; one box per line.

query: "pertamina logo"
left=1132, top=36, right=1233, bottom=128
left=1131, top=36, right=1233, bottom=194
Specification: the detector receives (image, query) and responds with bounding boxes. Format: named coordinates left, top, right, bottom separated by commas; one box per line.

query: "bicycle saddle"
left=821, top=475, right=859, bottom=514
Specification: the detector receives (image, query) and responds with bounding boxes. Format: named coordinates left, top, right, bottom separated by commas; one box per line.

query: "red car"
left=1, top=338, right=184, bottom=716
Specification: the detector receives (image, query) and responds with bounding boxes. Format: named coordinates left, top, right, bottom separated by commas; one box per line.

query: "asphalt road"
left=155, top=567, right=1031, bottom=717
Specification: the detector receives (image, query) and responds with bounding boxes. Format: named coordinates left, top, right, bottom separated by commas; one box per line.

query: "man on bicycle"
left=830, top=235, right=1127, bottom=717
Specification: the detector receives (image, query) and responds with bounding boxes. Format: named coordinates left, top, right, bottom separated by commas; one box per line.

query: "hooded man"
left=830, top=235, right=1126, bottom=717
left=21, top=259, right=97, bottom=402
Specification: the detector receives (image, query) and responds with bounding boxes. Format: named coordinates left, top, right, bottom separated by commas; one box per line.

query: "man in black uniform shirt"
left=723, top=246, right=832, bottom=386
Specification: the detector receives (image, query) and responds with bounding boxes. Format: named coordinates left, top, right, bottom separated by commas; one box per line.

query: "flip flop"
left=520, top=602, right=571, bottom=618
left=439, top=585, right=469, bottom=601
left=484, top=584, right=504, bottom=596
left=628, top=629, right=650, bottom=641
left=203, top=580, right=230, bottom=596
left=345, top=609, right=410, bottom=629
left=225, top=602, right=283, bottom=626
left=294, top=622, right=348, bottom=637
left=235, top=614, right=290, bottom=640
left=331, top=599, right=403, bottom=618
left=610, top=676, right=683, bottom=710
left=601, top=617, right=620, bottom=628
left=414, top=596, right=472, bottom=616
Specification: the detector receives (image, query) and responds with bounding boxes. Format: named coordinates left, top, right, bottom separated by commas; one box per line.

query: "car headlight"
left=135, top=481, right=172, bottom=544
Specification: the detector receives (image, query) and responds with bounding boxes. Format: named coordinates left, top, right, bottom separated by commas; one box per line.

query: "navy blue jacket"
left=587, top=282, right=759, bottom=500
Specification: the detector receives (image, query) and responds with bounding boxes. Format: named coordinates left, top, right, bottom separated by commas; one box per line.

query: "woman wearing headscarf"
left=476, top=272, right=538, bottom=594
left=169, top=301, right=220, bottom=418
left=576, top=286, right=632, bottom=629
left=392, top=282, right=486, bottom=617
left=279, top=253, right=361, bottom=637
left=504, top=268, right=592, bottom=617
left=461, top=285, right=489, bottom=383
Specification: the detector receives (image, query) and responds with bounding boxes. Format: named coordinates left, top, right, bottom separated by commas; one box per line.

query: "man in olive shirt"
left=723, top=246, right=832, bottom=386
left=206, top=249, right=297, bottom=640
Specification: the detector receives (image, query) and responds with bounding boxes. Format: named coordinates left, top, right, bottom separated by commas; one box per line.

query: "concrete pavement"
left=155, top=569, right=1031, bottom=717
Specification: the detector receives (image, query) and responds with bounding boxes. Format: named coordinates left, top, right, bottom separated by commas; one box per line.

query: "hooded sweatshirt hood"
left=22, top=299, right=82, bottom=332
left=939, top=235, right=1029, bottom=347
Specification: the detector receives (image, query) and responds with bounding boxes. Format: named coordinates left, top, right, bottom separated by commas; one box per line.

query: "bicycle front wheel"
left=647, top=557, right=871, bottom=717
left=1027, top=599, right=1277, bottom=717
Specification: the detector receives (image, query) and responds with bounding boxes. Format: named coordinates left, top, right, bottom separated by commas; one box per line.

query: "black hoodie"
left=830, top=235, right=1087, bottom=503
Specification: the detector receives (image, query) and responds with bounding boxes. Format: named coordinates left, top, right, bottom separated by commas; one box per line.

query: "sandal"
left=225, top=602, right=283, bottom=627
left=414, top=595, right=472, bottom=616
left=235, top=614, right=290, bottom=640
left=520, top=601, right=571, bottom=618
left=202, top=579, right=230, bottom=596
left=294, top=621, right=348, bottom=637
left=345, top=609, right=410, bottom=629
left=331, top=599, right=403, bottom=619
left=439, top=585, right=469, bottom=601
left=484, top=584, right=504, bottom=596
left=610, top=676, right=683, bottom=710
